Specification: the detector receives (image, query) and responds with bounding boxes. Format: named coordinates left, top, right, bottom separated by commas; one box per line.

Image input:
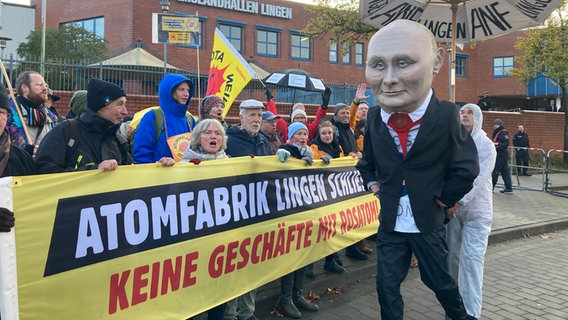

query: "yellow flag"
left=206, top=28, right=255, bottom=118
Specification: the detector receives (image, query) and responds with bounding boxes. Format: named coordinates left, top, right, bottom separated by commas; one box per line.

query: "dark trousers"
left=375, top=227, right=468, bottom=320
left=515, top=149, right=529, bottom=175
left=492, top=157, right=512, bottom=190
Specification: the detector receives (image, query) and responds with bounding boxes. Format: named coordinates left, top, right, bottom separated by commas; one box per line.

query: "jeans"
left=447, top=215, right=492, bottom=318
left=223, top=290, right=256, bottom=320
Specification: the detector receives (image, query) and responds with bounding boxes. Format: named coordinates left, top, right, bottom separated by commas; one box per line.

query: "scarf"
left=289, top=142, right=314, bottom=159
left=17, top=96, right=48, bottom=127
left=183, top=147, right=228, bottom=161
left=312, top=136, right=342, bottom=158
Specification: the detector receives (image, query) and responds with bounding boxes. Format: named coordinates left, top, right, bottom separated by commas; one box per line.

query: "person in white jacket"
left=446, top=103, right=496, bottom=320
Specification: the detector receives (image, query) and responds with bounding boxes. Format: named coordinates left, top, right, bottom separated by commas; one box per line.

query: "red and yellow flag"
left=206, top=28, right=255, bottom=118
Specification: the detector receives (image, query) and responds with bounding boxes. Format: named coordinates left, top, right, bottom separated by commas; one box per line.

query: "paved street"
left=259, top=229, right=568, bottom=320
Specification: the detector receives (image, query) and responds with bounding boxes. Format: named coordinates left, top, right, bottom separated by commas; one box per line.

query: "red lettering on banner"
left=108, top=251, right=199, bottom=315
left=339, top=200, right=379, bottom=234
left=209, top=245, right=225, bottom=278
left=251, top=234, right=262, bottom=264
left=237, top=237, right=251, bottom=270
left=132, top=265, right=150, bottom=306
left=316, top=213, right=337, bottom=242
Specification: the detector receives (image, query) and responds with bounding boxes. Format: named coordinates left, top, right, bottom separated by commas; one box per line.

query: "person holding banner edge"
left=1, top=86, right=36, bottom=232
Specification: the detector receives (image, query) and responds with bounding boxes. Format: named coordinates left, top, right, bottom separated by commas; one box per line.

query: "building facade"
left=26, top=0, right=565, bottom=110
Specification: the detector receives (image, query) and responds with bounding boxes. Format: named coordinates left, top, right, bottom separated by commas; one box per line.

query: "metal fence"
left=0, top=56, right=361, bottom=106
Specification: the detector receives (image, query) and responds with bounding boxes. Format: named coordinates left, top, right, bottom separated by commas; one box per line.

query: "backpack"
left=130, top=107, right=196, bottom=151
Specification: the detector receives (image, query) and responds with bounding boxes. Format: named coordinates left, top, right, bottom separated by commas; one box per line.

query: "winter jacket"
left=309, top=136, right=344, bottom=159
left=8, top=96, right=57, bottom=148
left=35, top=108, right=132, bottom=173
left=267, top=99, right=328, bottom=141
left=457, top=104, right=496, bottom=221
left=492, top=126, right=509, bottom=160
left=331, top=117, right=357, bottom=155
left=132, top=74, right=195, bottom=163
left=1, top=132, right=37, bottom=177
left=225, top=125, right=270, bottom=157
left=512, top=131, right=530, bottom=148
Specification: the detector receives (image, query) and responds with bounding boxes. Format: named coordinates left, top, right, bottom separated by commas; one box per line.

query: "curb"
left=255, top=218, right=568, bottom=317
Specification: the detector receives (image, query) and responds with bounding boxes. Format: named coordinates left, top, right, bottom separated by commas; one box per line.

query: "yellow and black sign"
left=152, top=13, right=199, bottom=45
left=0, top=156, right=379, bottom=319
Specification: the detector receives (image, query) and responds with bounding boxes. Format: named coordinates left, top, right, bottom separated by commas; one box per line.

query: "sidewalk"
left=253, top=184, right=568, bottom=319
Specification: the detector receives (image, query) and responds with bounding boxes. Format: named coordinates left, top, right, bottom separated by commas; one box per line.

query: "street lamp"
left=160, top=0, right=170, bottom=74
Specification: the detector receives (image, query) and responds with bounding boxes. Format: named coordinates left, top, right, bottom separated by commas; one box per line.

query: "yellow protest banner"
left=206, top=28, right=255, bottom=118
left=0, top=156, right=378, bottom=319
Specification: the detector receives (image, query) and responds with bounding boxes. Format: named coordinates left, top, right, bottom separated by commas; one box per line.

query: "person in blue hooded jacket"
left=132, top=74, right=196, bottom=163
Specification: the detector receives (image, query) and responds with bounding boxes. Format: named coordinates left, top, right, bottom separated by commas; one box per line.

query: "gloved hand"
left=264, top=86, right=274, bottom=101
left=0, top=207, right=15, bottom=232
left=189, top=158, right=201, bottom=165
left=276, top=149, right=291, bottom=162
left=322, top=87, right=332, bottom=109
left=320, top=156, right=331, bottom=165
left=302, top=156, right=313, bottom=166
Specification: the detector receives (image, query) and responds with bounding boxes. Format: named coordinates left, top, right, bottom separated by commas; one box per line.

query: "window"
left=355, top=43, right=364, bottom=66
left=455, top=54, right=468, bottom=77
left=62, top=17, right=104, bottom=38
left=342, top=42, right=351, bottom=65
left=290, top=31, right=310, bottom=60
left=493, top=57, right=514, bottom=77
left=329, top=40, right=338, bottom=64
left=218, top=20, right=245, bottom=52
left=256, top=26, right=280, bottom=57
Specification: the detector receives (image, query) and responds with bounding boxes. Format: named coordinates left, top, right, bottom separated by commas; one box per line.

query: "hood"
left=461, top=103, right=484, bottom=136
left=158, top=74, right=194, bottom=117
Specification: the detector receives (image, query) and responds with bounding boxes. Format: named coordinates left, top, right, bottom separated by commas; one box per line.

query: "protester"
left=259, top=111, right=282, bottom=155
left=199, top=94, right=229, bottom=129
left=492, top=119, right=513, bottom=194
left=309, top=120, right=346, bottom=275
left=349, top=83, right=369, bottom=152
left=224, top=99, right=270, bottom=320
left=447, top=103, right=496, bottom=320
left=331, top=102, right=369, bottom=259
left=0, top=87, right=36, bottom=233
left=65, top=90, right=88, bottom=119
left=512, top=124, right=531, bottom=176
left=274, top=122, right=318, bottom=318
left=265, top=86, right=331, bottom=141
left=132, top=74, right=196, bottom=163
left=225, top=99, right=270, bottom=158
left=7, top=71, right=51, bottom=154
left=35, top=79, right=133, bottom=173
left=476, top=91, right=493, bottom=111
left=181, top=118, right=228, bottom=320
left=356, top=20, right=479, bottom=320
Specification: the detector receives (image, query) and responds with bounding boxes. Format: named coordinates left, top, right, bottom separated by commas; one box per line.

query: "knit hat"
left=493, top=119, right=504, bottom=126
left=334, top=103, right=349, bottom=116
left=69, top=90, right=88, bottom=116
left=87, top=79, right=126, bottom=112
left=200, top=95, right=224, bottom=117
left=288, top=122, right=308, bottom=140
left=290, top=109, right=307, bottom=122
left=292, top=103, right=305, bottom=111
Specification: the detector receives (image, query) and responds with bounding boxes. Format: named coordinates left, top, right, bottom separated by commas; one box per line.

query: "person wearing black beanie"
left=35, top=78, right=132, bottom=173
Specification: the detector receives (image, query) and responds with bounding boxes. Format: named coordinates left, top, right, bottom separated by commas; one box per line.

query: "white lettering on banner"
left=470, top=2, right=512, bottom=38
left=75, top=182, right=270, bottom=259
left=176, top=0, right=292, bottom=19
left=274, top=174, right=327, bottom=210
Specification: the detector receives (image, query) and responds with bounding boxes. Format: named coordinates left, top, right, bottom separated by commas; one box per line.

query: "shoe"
left=275, top=297, right=301, bottom=319
left=500, top=189, right=513, bottom=194
left=304, top=263, right=314, bottom=278
left=292, top=295, right=318, bottom=312
left=524, top=173, right=532, bottom=176
left=245, top=316, right=258, bottom=320
left=345, top=246, right=369, bottom=260
left=335, top=256, right=344, bottom=266
left=358, top=241, right=373, bottom=254
left=323, top=260, right=345, bottom=274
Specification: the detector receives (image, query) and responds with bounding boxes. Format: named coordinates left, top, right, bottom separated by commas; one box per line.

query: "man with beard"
left=7, top=71, right=51, bottom=154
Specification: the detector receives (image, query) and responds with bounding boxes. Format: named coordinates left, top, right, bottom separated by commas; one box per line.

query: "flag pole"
left=196, top=11, right=201, bottom=108
left=0, top=58, right=32, bottom=143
